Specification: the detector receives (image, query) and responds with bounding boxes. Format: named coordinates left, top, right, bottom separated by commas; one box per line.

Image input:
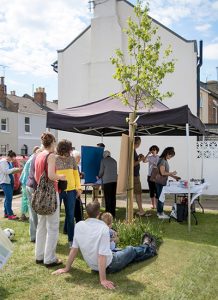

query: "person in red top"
left=34, top=132, right=65, bottom=267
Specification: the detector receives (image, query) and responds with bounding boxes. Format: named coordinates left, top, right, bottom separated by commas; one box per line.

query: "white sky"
left=0, top=0, right=218, bottom=100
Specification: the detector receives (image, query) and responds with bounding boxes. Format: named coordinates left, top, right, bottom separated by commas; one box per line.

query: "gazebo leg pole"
left=127, top=112, right=135, bottom=222
left=186, top=123, right=191, bottom=232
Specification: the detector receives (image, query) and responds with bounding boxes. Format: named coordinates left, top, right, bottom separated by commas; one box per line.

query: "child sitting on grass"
left=99, top=212, right=119, bottom=251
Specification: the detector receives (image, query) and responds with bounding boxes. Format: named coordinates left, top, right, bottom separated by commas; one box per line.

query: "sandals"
left=136, top=211, right=152, bottom=217
left=44, top=259, right=63, bottom=268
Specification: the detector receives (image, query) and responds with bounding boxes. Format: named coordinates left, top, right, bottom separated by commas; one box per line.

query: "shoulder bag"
left=32, top=153, right=57, bottom=215
left=150, top=162, right=167, bottom=186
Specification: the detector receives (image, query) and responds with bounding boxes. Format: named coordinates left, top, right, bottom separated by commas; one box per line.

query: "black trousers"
left=103, top=182, right=117, bottom=217
left=74, top=197, right=83, bottom=223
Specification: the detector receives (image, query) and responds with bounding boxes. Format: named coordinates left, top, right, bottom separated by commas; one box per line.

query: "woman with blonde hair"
left=34, top=132, right=65, bottom=267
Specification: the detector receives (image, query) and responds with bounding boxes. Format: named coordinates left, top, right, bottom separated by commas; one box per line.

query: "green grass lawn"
left=1, top=208, right=218, bottom=300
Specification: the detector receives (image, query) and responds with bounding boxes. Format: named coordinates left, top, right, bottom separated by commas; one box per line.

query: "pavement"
left=0, top=191, right=217, bottom=218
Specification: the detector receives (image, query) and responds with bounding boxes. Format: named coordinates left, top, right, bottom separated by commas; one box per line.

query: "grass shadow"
left=64, top=261, right=153, bottom=296
left=0, top=286, right=11, bottom=299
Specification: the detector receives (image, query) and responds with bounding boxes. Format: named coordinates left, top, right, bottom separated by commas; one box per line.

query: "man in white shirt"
left=52, top=201, right=157, bottom=289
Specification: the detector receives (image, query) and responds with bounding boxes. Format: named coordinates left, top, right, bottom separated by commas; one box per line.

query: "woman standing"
left=156, top=147, right=180, bottom=219
left=98, top=150, right=117, bottom=217
left=0, top=150, right=22, bottom=220
left=56, top=140, right=81, bottom=248
left=34, top=132, right=65, bottom=267
left=144, top=145, right=159, bottom=209
left=72, top=150, right=84, bottom=223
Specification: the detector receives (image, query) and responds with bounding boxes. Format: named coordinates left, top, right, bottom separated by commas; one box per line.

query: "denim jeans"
left=155, top=183, right=164, bottom=214
left=59, top=190, right=77, bottom=242
left=0, top=183, right=14, bottom=216
left=106, top=244, right=156, bottom=273
left=26, top=186, right=38, bottom=241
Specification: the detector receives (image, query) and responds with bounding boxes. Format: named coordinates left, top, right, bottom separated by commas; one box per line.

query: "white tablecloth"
left=159, top=182, right=209, bottom=204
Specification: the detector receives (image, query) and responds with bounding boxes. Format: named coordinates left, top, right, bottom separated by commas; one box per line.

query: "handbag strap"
left=44, top=153, right=52, bottom=178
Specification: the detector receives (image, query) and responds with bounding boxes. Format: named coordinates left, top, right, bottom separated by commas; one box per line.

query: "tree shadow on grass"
left=64, top=255, right=157, bottom=296
left=0, top=286, right=11, bottom=299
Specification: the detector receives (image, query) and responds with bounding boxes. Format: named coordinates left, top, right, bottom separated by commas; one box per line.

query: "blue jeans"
left=59, top=190, right=77, bottom=242
left=0, top=183, right=14, bottom=216
left=106, top=245, right=156, bottom=273
left=155, top=183, right=164, bottom=214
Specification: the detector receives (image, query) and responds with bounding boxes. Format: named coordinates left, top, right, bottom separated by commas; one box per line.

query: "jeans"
left=0, top=183, right=14, bottom=216
left=35, top=193, right=60, bottom=264
left=59, top=190, right=77, bottom=242
left=26, top=186, right=38, bottom=241
left=155, top=183, right=164, bottom=214
left=107, top=244, right=156, bottom=273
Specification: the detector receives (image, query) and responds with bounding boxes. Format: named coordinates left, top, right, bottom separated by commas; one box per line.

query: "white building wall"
left=57, top=0, right=217, bottom=195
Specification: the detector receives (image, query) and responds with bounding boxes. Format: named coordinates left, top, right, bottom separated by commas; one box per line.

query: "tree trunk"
left=127, top=112, right=136, bottom=222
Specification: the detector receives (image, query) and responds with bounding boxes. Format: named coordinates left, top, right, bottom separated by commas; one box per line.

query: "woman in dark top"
left=156, top=147, right=180, bottom=219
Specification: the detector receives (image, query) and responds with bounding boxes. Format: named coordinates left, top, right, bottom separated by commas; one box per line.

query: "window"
left=1, top=118, right=8, bottom=132
left=0, top=145, right=7, bottom=155
left=25, top=117, right=30, bottom=133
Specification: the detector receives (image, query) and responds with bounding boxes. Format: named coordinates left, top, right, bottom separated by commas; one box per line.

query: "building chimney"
left=34, top=87, right=47, bottom=106
left=0, top=77, right=7, bottom=107
left=10, top=90, right=16, bottom=96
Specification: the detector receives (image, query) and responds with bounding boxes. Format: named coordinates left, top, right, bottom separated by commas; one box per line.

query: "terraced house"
left=0, top=77, right=57, bottom=156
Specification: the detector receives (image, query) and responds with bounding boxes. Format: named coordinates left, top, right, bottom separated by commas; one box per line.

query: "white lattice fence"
left=197, top=141, right=218, bottom=159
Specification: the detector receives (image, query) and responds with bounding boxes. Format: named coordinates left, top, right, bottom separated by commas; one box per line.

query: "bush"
left=113, top=218, right=163, bottom=248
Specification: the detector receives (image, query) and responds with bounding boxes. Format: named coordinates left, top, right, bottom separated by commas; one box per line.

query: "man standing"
left=52, top=201, right=156, bottom=289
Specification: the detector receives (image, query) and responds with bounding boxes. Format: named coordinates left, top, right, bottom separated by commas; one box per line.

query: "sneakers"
left=157, top=212, right=170, bottom=219
left=142, top=232, right=157, bottom=254
left=4, top=214, right=8, bottom=218
left=69, top=241, right=73, bottom=248
left=142, top=232, right=153, bottom=245
left=8, top=215, right=19, bottom=220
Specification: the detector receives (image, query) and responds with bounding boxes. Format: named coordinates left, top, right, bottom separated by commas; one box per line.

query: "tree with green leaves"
left=111, top=0, right=175, bottom=222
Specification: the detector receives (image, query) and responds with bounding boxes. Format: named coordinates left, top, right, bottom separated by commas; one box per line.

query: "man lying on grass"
left=52, top=201, right=157, bottom=289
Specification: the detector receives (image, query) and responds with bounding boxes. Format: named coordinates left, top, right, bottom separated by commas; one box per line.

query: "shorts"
left=134, top=176, right=142, bottom=194
left=147, top=176, right=157, bottom=198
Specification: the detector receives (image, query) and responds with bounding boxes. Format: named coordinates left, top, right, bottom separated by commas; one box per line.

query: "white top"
left=0, top=159, right=18, bottom=184
left=72, top=218, right=113, bottom=271
left=147, top=155, right=159, bottom=176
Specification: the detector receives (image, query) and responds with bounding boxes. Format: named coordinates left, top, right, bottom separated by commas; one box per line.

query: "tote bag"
left=32, top=153, right=57, bottom=215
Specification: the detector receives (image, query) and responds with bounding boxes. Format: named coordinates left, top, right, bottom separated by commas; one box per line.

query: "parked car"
left=0, top=155, right=29, bottom=194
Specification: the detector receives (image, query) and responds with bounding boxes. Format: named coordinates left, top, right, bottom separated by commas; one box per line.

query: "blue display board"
left=81, top=146, right=104, bottom=183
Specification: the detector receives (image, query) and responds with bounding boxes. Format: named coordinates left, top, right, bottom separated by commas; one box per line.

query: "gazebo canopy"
left=47, top=94, right=205, bottom=136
